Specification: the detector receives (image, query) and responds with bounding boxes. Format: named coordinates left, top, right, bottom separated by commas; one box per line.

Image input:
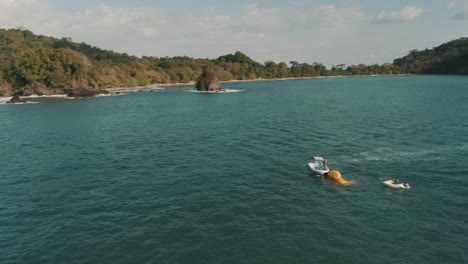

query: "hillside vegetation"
left=0, top=28, right=466, bottom=96
left=393, top=37, right=468, bottom=74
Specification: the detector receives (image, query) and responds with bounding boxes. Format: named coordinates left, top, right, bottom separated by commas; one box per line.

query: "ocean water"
left=0, top=75, right=467, bottom=264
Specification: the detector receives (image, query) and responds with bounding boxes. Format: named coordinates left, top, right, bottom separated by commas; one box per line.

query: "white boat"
left=308, top=156, right=329, bottom=175
left=383, top=179, right=410, bottom=189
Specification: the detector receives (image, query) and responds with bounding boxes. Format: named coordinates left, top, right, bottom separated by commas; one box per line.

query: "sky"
left=0, top=0, right=467, bottom=67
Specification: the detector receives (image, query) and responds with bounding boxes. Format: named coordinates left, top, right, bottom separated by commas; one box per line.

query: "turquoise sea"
left=1, top=75, right=467, bottom=264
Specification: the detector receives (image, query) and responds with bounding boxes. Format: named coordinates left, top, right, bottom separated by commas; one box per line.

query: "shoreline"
left=1, top=74, right=412, bottom=100
left=105, top=74, right=413, bottom=92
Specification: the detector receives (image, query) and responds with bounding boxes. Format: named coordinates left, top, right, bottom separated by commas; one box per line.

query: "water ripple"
left=1, top=76, right=468, bottom=264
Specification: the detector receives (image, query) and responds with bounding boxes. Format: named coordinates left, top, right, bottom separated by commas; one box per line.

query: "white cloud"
left=284, top=2, right=363, bottom=39
left=447, top=1, right=457, bottom=9
left=453, top=3, right=468, bottom=19
left=241, top=3, right=288, bottom=31
left=142, top=28, right=159, bottom=37
left=0, top=0, right=41, bottom=8
left=314, top=4, right=363, bottom=29
left=372, top=6, right=424, bottom=23
left=0, top=0, right=52, bottom=30
left=0, top=0, right=461, bottom=67
left=0, top=0, right=365, bottom=63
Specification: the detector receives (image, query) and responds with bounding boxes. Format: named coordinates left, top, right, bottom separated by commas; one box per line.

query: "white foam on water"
left=34, top=94, right=77, bottom=101
left=95, top=93, right=127, bottom=97
left=0, top=98, right=38, bottom=105
left=455, top=144, right=468, bottom=151
left=0, top=94, right=77, bottom=104
left=351, top=147, right=448, bottom=163
left=22, top=94, right=68, bottom=99
left=189, top=89, right=243, bottom=94
left=106, top=87, right=164, bottom=93
left=0, top=97, right=12, bottom=104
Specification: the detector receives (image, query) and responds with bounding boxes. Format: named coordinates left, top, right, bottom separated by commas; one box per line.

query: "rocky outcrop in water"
left=195, top=69, right=225, bottom=92
left=7, top=95, right=27, bottom=104
left=65, top=88, right=108, bottom=97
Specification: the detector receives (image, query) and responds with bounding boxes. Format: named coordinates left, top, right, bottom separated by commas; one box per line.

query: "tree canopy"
left=0, top=28, right=466, bottom=96
left=393, top=37, right=468, bottom=74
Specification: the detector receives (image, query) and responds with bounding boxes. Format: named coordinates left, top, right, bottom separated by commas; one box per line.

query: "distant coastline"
left=0, top=74, right=413, bottom=99
left=104, top=74, right=413, bottom=93
left=1, top=28, right=466, bottom=99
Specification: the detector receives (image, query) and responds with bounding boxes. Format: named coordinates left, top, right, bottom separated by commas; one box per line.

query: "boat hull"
left=383, top=180, right=410, bottom=189
left=308, top=162, right=329, bottom=175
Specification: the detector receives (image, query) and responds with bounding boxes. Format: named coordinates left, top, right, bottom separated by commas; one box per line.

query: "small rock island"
left=195, top=69, right=225, bottom=92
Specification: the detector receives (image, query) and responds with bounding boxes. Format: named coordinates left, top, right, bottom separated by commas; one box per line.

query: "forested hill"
left=0, top=28, right=466, bottom=97
left=0, top=28, right=401, bottom=96
left=393, top=37, right=468, bottom=74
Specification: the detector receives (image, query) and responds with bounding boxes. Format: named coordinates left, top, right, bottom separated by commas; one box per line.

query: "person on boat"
left=322, top=160, right=328, bottom=169
left=393, top=179, right=399, bottom=183
left=403, top=182, right=409, bottom=188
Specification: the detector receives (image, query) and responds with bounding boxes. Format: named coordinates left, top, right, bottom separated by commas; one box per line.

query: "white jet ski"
left=383, top=179, right=410, bottom=189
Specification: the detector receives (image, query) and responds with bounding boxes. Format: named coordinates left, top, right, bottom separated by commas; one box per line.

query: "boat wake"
left=343, top=147, right=449, bottom=163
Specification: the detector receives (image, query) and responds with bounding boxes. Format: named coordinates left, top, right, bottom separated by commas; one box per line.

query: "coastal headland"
left=0, top=74, right=412, bottom=101
left=0, top=28, right=466, bottom=99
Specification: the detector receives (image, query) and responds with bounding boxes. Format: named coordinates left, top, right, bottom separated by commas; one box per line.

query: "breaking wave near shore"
left=189, top=89, right=243, bottom=93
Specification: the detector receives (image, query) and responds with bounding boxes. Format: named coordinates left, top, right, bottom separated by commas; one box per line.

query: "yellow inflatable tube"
left=326, top=170, right=355, bottom=186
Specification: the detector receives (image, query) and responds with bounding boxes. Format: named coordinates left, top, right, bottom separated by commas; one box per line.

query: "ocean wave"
left=95, top=93, right=127, bottom=97
left=0, top=94, right=76, bottom=105
left=189, top=89, right=243, bottom=93
left=455, top=144, right=468, bottom=151
left=106, top=87, right=164, bottom=93
left=343, top=147, right=449, bottom=163
left=0, top=97, right=38, bottom=105
left=0, top=100, right=39, bottom=105
left=0, top=97, right=11, bottom=104
left=25, top=94, right=68, bottom=98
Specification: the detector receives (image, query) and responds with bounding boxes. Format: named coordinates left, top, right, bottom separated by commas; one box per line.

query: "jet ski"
left=383, top=179, right=410, bottom=189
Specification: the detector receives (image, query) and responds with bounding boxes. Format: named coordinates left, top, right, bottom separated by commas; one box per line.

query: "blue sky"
left=1, top=0, right=467, bottom=66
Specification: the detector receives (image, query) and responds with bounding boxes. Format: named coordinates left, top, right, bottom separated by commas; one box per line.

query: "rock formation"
left=65, top=88, right=108, bottom=97
left=7, top=95, right=27, bottom=104
left=195, top=69, right=224, bottom=92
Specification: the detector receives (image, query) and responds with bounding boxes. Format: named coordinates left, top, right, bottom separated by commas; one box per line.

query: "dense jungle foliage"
left=0, top=28, right=466, bottom=96
left=393, top=37, right=468, bottom=74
